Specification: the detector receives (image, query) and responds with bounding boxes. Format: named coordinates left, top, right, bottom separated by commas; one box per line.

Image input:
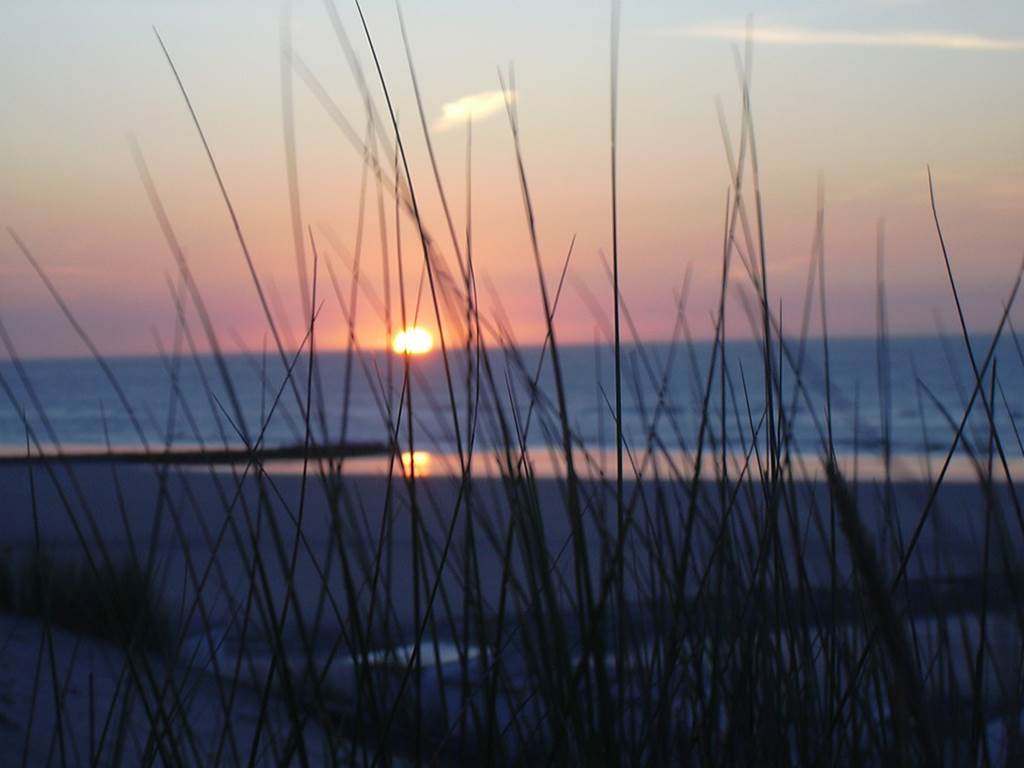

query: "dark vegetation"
left=0, top=552, right=173, bottom=655
left=0, top=2, right=1023, bottom=765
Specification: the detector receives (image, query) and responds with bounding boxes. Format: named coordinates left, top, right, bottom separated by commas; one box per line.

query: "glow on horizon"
left=399, top=450, right=431, bottom=476
left=2, top=2, right=1024, bottom=358
left=392, top=327, right=433, bottom=356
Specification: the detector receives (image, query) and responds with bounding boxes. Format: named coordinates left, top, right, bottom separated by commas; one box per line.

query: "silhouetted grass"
left=1, top=5, right=1024, bottom=766
left=0, top=552, right=173, bottom=655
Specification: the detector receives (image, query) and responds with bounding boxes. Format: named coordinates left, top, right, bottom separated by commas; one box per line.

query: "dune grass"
left=0, top=552, right=173, bottom=655
left=1, top=4, right=1024, bottom=766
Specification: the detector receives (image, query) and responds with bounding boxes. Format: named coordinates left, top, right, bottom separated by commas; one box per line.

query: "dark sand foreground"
left=0, top=458, right=1022, bottom=762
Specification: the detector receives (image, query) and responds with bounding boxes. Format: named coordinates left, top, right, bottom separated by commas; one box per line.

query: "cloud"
left=672, top=24, right=1024, bottom=52
left=433, top=90, right=514, bottom=132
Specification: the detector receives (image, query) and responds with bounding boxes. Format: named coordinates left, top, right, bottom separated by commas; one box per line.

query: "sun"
left=392, top=326, right=433, bottom=355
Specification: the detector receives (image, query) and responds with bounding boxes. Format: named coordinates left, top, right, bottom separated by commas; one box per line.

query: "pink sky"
left=2, top=1, right=1023, bottom=358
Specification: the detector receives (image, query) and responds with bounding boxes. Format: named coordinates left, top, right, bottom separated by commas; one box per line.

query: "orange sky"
left=2, top=1, right=1023, bottom=358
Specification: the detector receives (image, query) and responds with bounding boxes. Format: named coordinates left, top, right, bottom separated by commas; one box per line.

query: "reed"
left=1, top=4, right=1023, bottom=766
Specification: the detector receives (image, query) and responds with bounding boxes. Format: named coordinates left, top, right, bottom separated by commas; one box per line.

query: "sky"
left=1, top=0, right=1023, bottom=358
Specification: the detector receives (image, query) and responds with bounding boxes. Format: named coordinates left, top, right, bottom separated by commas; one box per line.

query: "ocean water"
left=0, top=335, right=1021, bottom=463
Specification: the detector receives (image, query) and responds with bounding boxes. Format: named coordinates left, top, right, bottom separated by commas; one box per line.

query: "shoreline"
left=0, top=440, right=389, bottom=465
left=1, top=443, right=1021, bottom=484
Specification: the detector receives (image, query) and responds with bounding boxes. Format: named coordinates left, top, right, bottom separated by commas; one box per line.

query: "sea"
left=1, top=335, right=1021, bottom=474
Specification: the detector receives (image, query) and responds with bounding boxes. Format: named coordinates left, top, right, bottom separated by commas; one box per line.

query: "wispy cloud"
left=672, top=24, right=1024, bottom=52
left=433, top=90, right=514, bottom=132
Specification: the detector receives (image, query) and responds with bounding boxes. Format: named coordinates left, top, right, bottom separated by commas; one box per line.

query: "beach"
left=1, top=457, right=1022, bottom=762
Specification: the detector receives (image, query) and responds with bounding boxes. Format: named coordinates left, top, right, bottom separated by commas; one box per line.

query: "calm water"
left=0, top=335, right=1021, bottom=461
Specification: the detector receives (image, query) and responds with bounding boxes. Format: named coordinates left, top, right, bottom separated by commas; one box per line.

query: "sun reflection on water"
left=399, top=450, right=431, bottom=476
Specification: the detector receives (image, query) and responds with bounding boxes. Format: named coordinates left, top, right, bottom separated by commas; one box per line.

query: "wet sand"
left=1, top=458, right=1020, bottom=631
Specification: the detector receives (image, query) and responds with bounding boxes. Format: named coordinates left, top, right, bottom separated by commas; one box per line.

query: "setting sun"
left=392, top=326, right=433, bottom=355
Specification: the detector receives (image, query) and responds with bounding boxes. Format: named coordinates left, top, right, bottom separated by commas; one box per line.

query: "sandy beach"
left=1, top=457, right=1022, bottom=762
left=3, top=458, right=1019, bottom=624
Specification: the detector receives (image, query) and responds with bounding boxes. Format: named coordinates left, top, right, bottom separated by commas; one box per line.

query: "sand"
left=0, top=457, right=1021, bottom=761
